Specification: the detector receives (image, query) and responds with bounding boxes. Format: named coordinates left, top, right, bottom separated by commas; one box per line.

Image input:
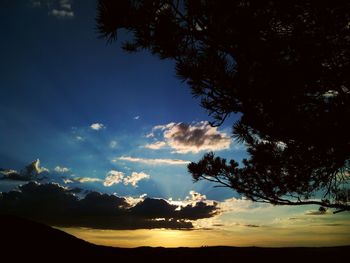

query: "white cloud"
left=30, top=159, right=49, bottom=173
left=144, top=141, right=166, bottom=150
left=134, top=116, right=140, bottom=120
left=90, top=123, right=105, bottom=131
left=103, top=170, right=124, bottom=187
left=168, top=190, right=215, bottom=209
left=54, top=166, right=70, bottom=173
left=63, top=179, right=73, bottom=184
left=63, top=176, right=102, bottom=184
left=32, top=0, right=75, bottom=18
left=109, top=140, right=117, bottom=149
left=50, top=9, right=74, bottom=17
left=76, top=136, right=85, bottom=141
left=50, top=0, right=74, bottom=18
left=103, top=170, right=150, bottom=187
left=124, top=194, right=147, bottom=206
left=123, top=172, right=150, bottom=187
left=146, top=132, right=154, bottom=138
left=115, top=156, right=190, bottom=165
left=73, top=177, right=102, bottom=183
left=188, top=190, right=207, bottom=202
left=153, top=122, right=176, bottom=131
left=145, top=121, right=231, bottom=154
left=145, top=123, right=176, bottom=138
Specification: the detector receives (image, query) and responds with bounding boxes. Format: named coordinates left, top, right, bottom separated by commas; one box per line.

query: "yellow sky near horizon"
left=58, top=202, right=350, bottom=248
left=59, top=225, right=350, bottom=248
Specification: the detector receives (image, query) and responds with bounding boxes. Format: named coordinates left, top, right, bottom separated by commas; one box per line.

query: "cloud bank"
left=0, top=159, right=48, bottom=181
left=0, top=182, right=219, bottom=230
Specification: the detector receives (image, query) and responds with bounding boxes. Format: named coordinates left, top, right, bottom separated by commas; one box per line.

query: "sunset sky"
left=0, top=0, right=349, bottom=247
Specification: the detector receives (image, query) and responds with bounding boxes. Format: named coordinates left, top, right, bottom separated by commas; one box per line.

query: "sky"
left=0, top=0, right=349, bottom=247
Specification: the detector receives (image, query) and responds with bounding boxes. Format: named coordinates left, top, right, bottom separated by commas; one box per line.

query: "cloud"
left=145, top=121, right=231, bottom=154
left=103, top=170, right=124, bottom=187
left=50, top=9, right=74, bottom=17
left=245, top=224, right=260, bottom=227
left=0, top=169, right=23, bottom=181
left=28, top=159, right=49, bottom=174
left=54, top=166, right=70, bottom=173
left=0, top=160, right=148, bottom=188
left=0, top=182, right=219, bottom=230
left=109, top=140, right=117, bottom=149
left=103, top=170, right=150, bottom=187
left=131, top=197, right=218, bottom=220
left=153, top=123, right=176, bottom=131
left=123, top=172, right=150, bottom=187
left=134, top=116, right=140, bottom=120
left=144, top=141, right=167, bottom=150
left=63, top=179, right=74, bottom=184
left=72, top=177, right=102, bottom=183
left=116, top=156, right=190, bottom=165
left=146, top=133, right=154, bottom=138
left=0, top=159, right=48, bottom=181
left=90, top=123, right=105, bottom=131
left=31, top=0, right=75, bottom=18
left=177, top=201, right=219, bottom=220
left=49, top=0, right=74, bottom=18
left=76, top=136, right=85, bottom=141
left=187, top=190, right=207, bottom=202
left=131, top=198, right=178, bottom=218
left=124, top=194, right=147, bottom=206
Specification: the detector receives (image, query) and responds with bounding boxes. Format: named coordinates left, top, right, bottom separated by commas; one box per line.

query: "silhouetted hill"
left=0, top=215, right=349, bottom=262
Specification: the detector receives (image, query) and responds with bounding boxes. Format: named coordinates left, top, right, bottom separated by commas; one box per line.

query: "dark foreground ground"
left=0, top=215, right=348, bottom=262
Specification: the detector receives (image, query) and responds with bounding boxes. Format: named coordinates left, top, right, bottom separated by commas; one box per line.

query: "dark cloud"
left=79, top=191, right=129, bottom=215
left=131, top=198, right=178, bottom=219
left=130, top=198, right=218, bottom=220
left=0, top=182, right=219, bottom=230
left=177, top=201, right=219, bottom=220
left=0, top=159, right=48, bottom=181
left=0, top=169, right=24, bottom=180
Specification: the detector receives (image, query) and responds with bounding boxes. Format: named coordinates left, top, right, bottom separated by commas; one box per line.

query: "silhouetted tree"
left=97, top=0, right=350, bottom=212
